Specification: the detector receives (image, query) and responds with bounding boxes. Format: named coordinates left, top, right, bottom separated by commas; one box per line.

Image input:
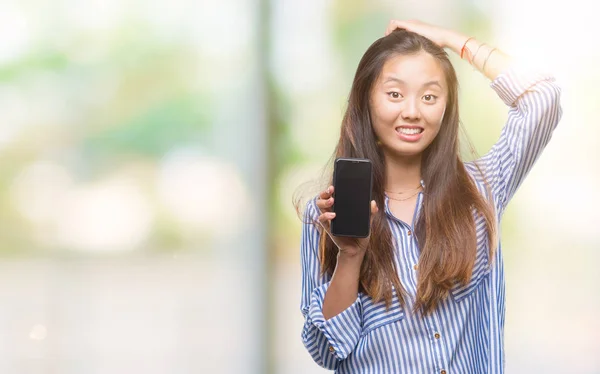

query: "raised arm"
left=386, top=20, right=562, bottom=213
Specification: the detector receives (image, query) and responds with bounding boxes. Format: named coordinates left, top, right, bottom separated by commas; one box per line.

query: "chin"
left=386, top=145, right=426, bottom=158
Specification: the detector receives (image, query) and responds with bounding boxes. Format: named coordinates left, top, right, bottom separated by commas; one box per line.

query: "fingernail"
left=327, top=187, right=331, bottom=193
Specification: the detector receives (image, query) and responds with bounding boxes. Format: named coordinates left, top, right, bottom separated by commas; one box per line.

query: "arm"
left=385, top=19, right=513, bottom=80
left=300, top=199, right=365, bottom=369
left=445, top=33, right=512, bottom=80
left=444, top=33, right=562, bottom=212
left=472, top=68, right=562, bottom=214
left=385, top=20, right=563, bottom=212
left=323, top=253, right=364, bottom=320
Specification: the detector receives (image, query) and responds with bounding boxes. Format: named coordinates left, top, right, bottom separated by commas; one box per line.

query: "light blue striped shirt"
left=300, top=67, right=562, bottom=374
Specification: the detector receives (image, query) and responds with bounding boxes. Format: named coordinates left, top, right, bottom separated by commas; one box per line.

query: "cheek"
left=424, top=105, right=446, bottom=130
left=371, top=100, right=400, bottom=127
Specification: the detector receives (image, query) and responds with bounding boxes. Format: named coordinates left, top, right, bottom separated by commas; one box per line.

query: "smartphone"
left=330, top=157, right=373, bottom=238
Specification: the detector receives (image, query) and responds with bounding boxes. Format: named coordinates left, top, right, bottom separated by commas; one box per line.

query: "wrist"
left=335, top=252, right=364, bottom=282
left=445, top=31, right=470, bottom=54
left=337, top=250, right=365, bottom=265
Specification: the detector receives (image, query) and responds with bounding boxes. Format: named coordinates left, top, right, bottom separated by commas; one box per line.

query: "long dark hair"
left=297, top=29, right=497, bottom=315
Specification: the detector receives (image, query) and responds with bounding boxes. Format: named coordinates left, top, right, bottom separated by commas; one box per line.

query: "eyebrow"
left=383, top=77, right=443, bottom=89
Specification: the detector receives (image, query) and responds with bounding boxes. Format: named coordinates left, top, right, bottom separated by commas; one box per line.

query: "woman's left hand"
left=384, top=19, right=463, bottom=49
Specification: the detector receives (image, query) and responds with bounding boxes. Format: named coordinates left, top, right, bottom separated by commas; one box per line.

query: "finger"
left=385, top=19, right=405, bottom=36
left=318, top=211, right=335, bottom=222
left=317, top=211, right=335, bottom=232
left=370, top=200, right=379, bottom=214
left=318, top=185, right=334, bottom=201
left=316, top=196, right=334, bottom=212
left=369, top=200, right=379, bottom=226
left=385, top=20, right=396, bottom=36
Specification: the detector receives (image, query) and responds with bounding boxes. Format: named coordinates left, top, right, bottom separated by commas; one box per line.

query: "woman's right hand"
left=316, top=185, right=379, bottom=259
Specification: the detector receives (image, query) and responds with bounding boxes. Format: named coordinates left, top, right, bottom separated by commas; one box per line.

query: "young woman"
left=298, top=20, right=562, bottom=373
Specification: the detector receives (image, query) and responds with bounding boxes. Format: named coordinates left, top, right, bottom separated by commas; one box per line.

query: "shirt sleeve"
left=473, top=66, right=563, bottom=215
left=300, top=198, right=364, bottom=369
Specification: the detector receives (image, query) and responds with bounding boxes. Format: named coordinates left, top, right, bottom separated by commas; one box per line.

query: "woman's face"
left=370, top=51, right=448, bottom=158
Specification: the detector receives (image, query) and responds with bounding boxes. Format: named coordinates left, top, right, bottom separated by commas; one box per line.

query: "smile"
left=394, top=126, right=424, bottom=142
left=396, top=127, right=424, bottom=135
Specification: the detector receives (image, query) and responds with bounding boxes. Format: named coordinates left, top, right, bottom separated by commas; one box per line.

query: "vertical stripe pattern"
left=299, top=68, right=562, bottom=373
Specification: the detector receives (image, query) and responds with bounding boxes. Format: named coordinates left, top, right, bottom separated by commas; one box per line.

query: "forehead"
left=377, top=51, right=446, bottom=88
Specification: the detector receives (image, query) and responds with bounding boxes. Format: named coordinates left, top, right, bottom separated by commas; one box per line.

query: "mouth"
left=394, top=126, right=424, bottom=136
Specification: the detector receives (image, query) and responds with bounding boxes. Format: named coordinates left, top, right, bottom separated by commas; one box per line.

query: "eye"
left=423, top=94, right=437, bottom=103
left=387, top=92, right=402, bottom=99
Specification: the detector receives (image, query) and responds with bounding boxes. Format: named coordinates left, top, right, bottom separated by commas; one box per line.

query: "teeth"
left=397, top=127, right=422, bottom=135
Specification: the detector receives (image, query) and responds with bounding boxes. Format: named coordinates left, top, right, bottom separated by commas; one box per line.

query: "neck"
left=383, top=152, right=423, bottom=192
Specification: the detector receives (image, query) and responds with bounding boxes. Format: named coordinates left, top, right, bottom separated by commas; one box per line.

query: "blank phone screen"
left=331, top=159, right=372, bottom=237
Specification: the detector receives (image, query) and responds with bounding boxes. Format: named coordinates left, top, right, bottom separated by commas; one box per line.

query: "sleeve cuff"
left=490, top=65, right=556, bottom=107
left=308, top=282, right=363, bottom=360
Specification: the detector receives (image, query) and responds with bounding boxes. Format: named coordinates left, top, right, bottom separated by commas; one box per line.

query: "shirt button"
left=435, top=332, right=441, bottom=339
left=441, top=370, right=447, bottom=374
left=413, top=264, right=418, bottom=270
left=407, top=230, right=412, bottom=236
left=329, top=346, right=335, bottom=353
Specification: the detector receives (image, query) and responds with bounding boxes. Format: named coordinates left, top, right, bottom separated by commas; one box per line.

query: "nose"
left=400, top=97, right=420, bottom=121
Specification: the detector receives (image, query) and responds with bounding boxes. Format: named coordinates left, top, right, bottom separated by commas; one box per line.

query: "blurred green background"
left=0, top=0, right=598, bottom=373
